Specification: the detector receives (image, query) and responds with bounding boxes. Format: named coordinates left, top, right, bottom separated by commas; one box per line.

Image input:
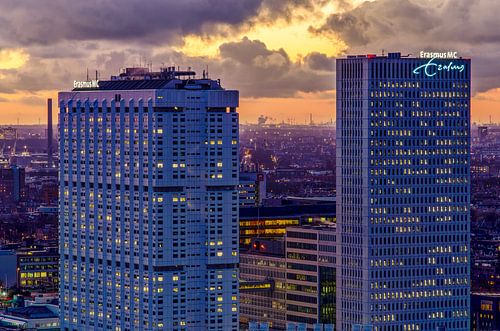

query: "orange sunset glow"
left=0, top=0, right=498, bottom=124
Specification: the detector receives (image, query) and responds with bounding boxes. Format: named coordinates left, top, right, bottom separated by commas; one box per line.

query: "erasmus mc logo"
left=413, top=50, right=465, bottom=77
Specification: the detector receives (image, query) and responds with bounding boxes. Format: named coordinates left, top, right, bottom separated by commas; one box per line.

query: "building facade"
left=18, top=247, right=59, bottom=291
left=285, top=226, right=336, bottom=330
left=239, top=170, right=266, bottom=207
left=239, top=204, right=336, bottom=247
left=0, top=166, right=25, bottom=204
left=336, top=52, right=470, bottom=330
left=471, top=292, right=500, bottom=331
left=240, top=238, right=287, bottom=330
left=240, top=225, right=336, bottom=331
left=59, top=67, right=239, bottom=330
left=0, top=305, right=60, bottom=330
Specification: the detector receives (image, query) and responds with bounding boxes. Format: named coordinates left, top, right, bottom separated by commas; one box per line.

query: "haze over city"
left=0, top=0, right=499, bottom=124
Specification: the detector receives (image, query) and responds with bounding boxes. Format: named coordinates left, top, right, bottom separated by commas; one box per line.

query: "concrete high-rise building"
left=59, top=67, right=239, bottom=330
left=336, top=52, right=470, bottom=330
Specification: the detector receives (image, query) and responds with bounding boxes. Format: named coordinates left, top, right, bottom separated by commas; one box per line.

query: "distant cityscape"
left=0, top=117, right=498, bottom=329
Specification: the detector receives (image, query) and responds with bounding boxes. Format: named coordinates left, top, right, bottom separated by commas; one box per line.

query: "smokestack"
left=47, top=98, right=53, bottom=168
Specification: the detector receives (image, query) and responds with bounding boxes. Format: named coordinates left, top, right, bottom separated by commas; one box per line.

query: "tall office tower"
left=59, top=67, right=239, bottom=331
left=336, top=52, right=470, bottom=330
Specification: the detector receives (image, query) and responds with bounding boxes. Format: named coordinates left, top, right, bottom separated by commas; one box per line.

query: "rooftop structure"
left=0, top=304, right=59, bottom=330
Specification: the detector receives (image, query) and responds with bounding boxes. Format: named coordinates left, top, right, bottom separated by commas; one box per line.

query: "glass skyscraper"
left=336, top=52, right=470, bottom=330
left=59, top=67, right=239, bottom=330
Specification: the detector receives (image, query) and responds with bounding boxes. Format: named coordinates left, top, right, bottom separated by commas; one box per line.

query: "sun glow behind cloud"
left=176, top=2, right=346, bottom=61
left=0, top=48, right=29, bottom=70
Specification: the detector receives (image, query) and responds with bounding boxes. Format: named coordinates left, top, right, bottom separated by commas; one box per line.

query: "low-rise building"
left=17, top=247, right=58, bottom=291
left=285, top=226, right=336, bottom=329
left=471, top=292, right=500, bottom=331
left=239, top=204, right=335, bottom=247
left=240, top=238, right=287, bottom=330
left=0, top=304, right=59, bottom=330
left=240, top=224, right=336, bottom=331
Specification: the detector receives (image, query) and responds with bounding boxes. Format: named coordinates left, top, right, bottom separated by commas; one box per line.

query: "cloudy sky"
left=0, top=0, right=498, bottom=124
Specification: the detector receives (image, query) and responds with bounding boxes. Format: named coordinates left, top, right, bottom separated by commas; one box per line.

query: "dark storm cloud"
left=304, top=52, right=335, bottom=72
left=0, top=0, right=337, bottom=99
left=311, top=0, right=500, bottom=93
left=257, top=0, right=322, bottom=22
left=0, top=0, right=263, bottom=46
left=151, top=38, right=334, bottom=98
left=216, top=38, right=333, bottom=97
left=1, top=36, right=334, bottom=98
left=0, top=57, right=82, bottom=94
left=311, top=0, right=435, bottom=46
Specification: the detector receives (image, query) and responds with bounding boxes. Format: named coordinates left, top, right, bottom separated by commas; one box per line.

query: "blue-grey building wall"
left=336, top=53, right=471, bottom=331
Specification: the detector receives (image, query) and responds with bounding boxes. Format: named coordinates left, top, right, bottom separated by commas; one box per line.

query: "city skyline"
left=0, top=1, right=498, bottom=330
left=0, top=0, right=500, bottom=125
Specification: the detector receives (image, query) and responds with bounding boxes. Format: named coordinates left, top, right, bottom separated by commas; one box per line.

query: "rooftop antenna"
left=382, top=49, right=385, bottom=56
left=86, top=68, right=89, bottom=81
left=95, top=70, right=98, bottom=80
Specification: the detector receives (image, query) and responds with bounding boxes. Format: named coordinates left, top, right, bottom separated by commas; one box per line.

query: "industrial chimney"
left=47, top=98, right=53, bottom=168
